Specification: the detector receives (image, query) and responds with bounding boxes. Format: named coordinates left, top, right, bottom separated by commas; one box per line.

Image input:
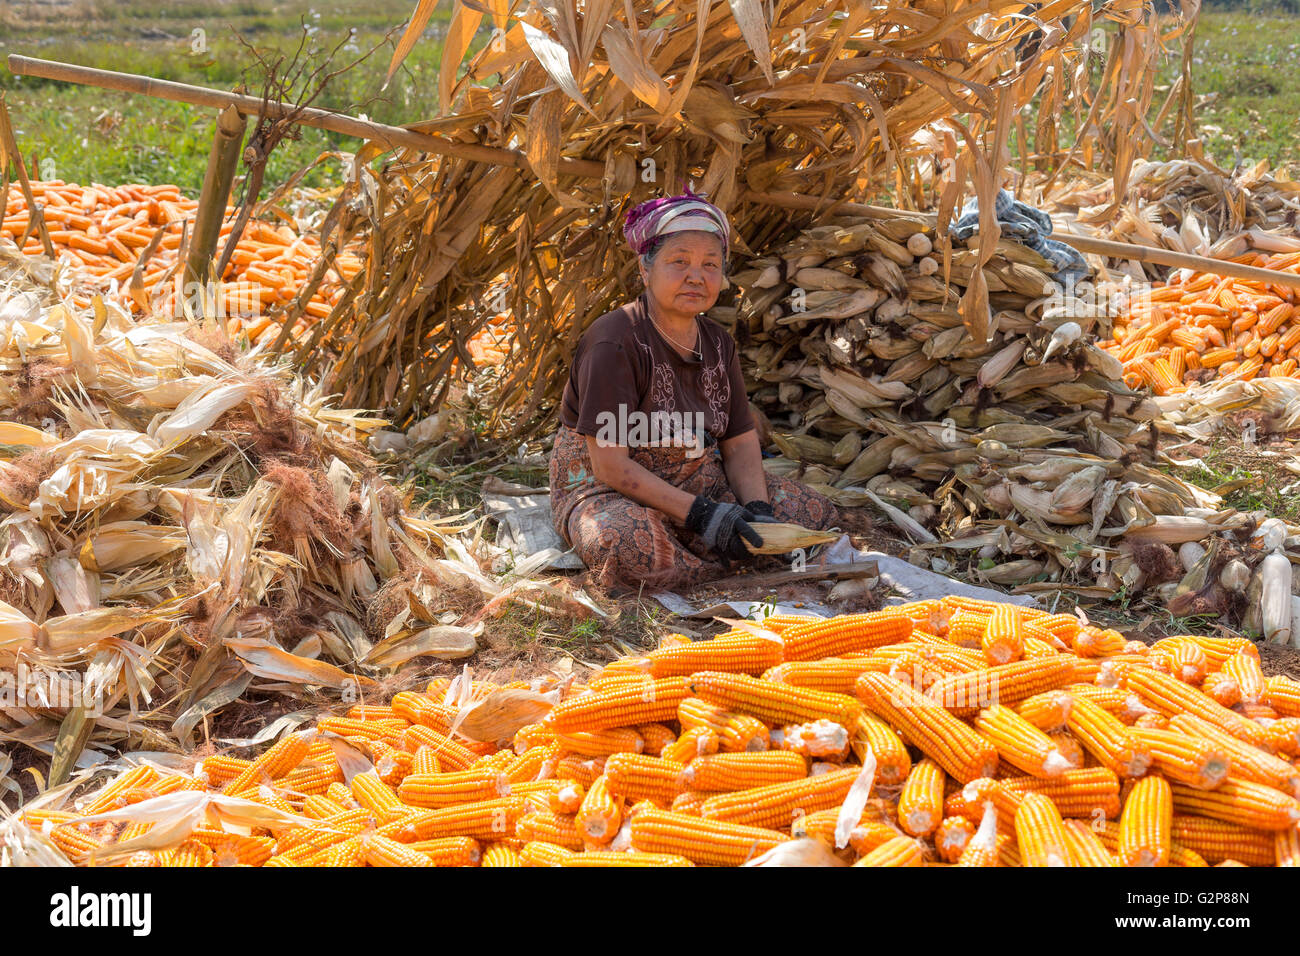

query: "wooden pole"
left=185, top=105, right=247, bottom=293
left=0, top=94, right=56, bottom=258
left=5, top=54, right=604, bottom=179
left=742, top=189, right=1300, bottom=292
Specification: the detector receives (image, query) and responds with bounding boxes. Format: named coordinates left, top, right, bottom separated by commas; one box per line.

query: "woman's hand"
left=685, top=496, right=762, bottom=562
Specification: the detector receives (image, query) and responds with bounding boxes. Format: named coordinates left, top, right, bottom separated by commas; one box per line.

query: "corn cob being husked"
left=24, top=601, right=1300, bottom=868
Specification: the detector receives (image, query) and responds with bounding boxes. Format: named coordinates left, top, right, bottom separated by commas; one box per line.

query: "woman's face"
left=640, top=231, right=725, bottom=319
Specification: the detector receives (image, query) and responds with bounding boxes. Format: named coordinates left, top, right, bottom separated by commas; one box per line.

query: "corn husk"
left=0, top=245, right=595, bottom=770
left=745, top=523, right=841, bottom=556
left=1260, top=553, right=1294, bottom=647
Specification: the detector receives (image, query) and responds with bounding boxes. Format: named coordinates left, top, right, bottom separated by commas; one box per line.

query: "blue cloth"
left=952, top=189, right=1090, bottom=284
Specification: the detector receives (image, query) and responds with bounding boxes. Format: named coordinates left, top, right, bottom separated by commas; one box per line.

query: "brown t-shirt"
left=560, top=292, right=755, bottom=450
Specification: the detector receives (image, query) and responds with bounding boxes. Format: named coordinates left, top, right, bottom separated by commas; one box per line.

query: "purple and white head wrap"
left=622, top=188, right=731, bottom=260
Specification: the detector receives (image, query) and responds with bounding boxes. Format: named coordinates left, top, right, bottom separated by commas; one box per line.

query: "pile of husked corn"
left=1102, top=251, right=1300, bottom=394
left=20, top=597, right=1300, bottom=867
left=1, top=180, right=362, bottom=346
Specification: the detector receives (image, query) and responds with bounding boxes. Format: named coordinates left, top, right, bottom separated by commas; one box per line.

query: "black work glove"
left=685, top=495, right=763, bottom=562
left=744, top=500, right=778, bottom=523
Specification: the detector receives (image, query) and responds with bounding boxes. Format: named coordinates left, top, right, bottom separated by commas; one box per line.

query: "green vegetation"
left=1168, top=9, right=1300, bottom=171
left=0, top=0, right=451, bottom=191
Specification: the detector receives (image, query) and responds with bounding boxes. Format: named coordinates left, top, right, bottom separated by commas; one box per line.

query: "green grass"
left=1170, top=9, right=1300, bottom=170
left=0, top=0, right=454, bottom=192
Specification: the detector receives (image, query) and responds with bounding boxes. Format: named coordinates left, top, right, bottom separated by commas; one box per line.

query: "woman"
left=549, top=190, right=838, bottom=591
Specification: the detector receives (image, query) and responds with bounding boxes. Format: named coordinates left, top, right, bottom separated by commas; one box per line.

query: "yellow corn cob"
left=1202, top=671, right=1243, bottom=708
left=628, top=808, right=788, bottom=866
left=956, top=803, right=1000, bottom=867
left=401, top=837, right=481, bottom=866
left=553, top=755, right=605, bottom=786
left=926, top=657, right=1076, bottom=716
left=661, top=725, right=721, bottom=763
left=1264, top=718, right=1300, bottom=757
left=778, top=609, right=913, bottom=661
left=1014, top=792, right=1071, bottom=867
left=602, top=753, right=686, bottom=805
left=514, top=809, right=585, bottom=850
left=482, top=844, right=521, bottom=867
left=361, top=834, right=435, bottom=867
left=699, top=767, right=860, bottom=830
left=852, top=835, right=924, bottom=867
left=386, top=796, right=525, bottom=843
left=897, top=758, right=945, bottom=837
left=402, top=726, right=479, bottom=772
left=160, top=840, right=214, bottom=867
left=1169, top=713, right=1300, bottom=797
left=678, top=751, right=808, bottom=792
left=850, top=712, right=912, bottom=785
left=688, top=671, right=861, bottom=727
left=553, top=728, right=645, bottom=757
left=670, top=790, right=712, bottom=816
left=934, top=815, right=976, bottom=862
left=1118, top=775, right=1173, bottom=867
left=1049, top=732, right=1086, bottom=769
left=1170, top=815, right=1276, bottom=865
left=1168, top=842, right=1209, bottom=867
left=396, top=770, right=510, bottom=809
left=560, top=851, right=695, bottom=866
left=504, top=745, right=551, bottom=784
left=1070, top=625, right=1125, bottom=658
left=1151, top=637, right=1209, bottom=684
left=855, top=672, right=998, bottom=783
left=1169, top=777, right=1300, bottom=830
left=576, top=775, right=623, bottom=845
left=222, top=732, right=316, bottom=796
left=1015, top=690, right=1073, bottom=731
left=636, top=723, right=677, bottom=757
left=997, top=767, right=1123, bottom=820
left=545, top=677, right=690, bottom=732
left=1265, top=676, right=1300, bottom=717
left=198, top=755, right=251, bottom=788
left=518, top=841, right=574, bottom=866
left=645, top=633, right=784, bottom=678
left=83, top=766, right=159, bottom=814
left=981, top=603, right=1025, bottom=665
left=1218, top=653, right=1262, bottom=704
left=678, top=697, right=769, bottom=752
left=942, top=609, right=989, bottom=649
left=1125, top=669, right=1268, bottom=748
left=777, top=719, right=850, bottom=759
left=409, top=747, right=442, bottom=776
left=346, top=770, right=408, bottom=822
left=763, top=658, right=875, bottom=694
left=974, top=705, right=1074, bottom=777
left=1061, top=819, right=1118, bottom=866
left=317, top=717, right=404, bottom=746
left=755, top=614, right=821, bottom=634
left=1129, top=727, right=1232, bottom=789
left=1064, top=694, right=1152, bottom=778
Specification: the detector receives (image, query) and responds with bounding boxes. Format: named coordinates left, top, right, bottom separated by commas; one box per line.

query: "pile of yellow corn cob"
left=16, top=596, right=1300, bottom=867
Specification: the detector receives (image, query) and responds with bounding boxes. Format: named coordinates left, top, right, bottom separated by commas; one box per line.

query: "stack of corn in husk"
left=0, top=246, right=598, bottom=789
left=713, top=215, right=1300, bottom=628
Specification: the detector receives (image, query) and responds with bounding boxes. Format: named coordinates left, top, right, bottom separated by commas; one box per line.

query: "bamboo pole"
left=742, top=189, right=1300, bottom=292
left=5, top=55, right=604, bottom=179
left=185, top=105, right=247, bottom=292
left=0, top=94, right=55, bottom=258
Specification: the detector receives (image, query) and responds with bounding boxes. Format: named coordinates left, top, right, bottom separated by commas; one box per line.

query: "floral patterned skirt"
left=548, top=424, right=839, bottom=591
